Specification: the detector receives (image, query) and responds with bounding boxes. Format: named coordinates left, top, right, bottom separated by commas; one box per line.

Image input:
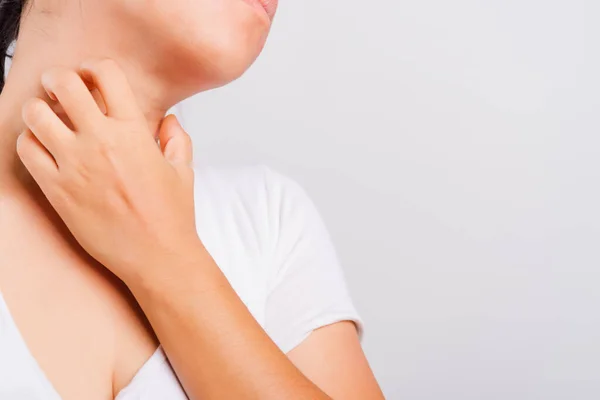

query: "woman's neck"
left=0, top=19, right=174, bottom=199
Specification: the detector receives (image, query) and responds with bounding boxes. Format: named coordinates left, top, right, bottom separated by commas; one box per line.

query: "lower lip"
left=241, top=0, right=276, bottom=20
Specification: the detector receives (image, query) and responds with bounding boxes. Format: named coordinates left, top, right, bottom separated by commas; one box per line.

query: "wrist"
left=123, top=237, right=217, bottom=295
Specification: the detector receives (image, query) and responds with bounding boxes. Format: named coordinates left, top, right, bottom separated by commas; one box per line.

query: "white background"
left=177, top=1, right=599, bottom=398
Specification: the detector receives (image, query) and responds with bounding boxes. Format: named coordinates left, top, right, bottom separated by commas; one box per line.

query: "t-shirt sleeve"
left=261, top=166, right=363, bottom=354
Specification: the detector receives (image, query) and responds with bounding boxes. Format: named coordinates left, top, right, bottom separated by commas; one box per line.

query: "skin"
left=0, top=0, right=384, bottom=399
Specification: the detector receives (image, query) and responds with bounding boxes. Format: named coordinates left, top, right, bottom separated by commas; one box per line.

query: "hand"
left=16, top=58, right=201, bottom=284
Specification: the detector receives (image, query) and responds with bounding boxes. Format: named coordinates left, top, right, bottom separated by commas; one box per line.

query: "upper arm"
left=287, top=321, right=384, bottom=399
left=259, top=166, right=383, bottom=398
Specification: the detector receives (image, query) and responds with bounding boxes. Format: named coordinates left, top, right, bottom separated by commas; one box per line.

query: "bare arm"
left=127, top=244, right=383, bottom=399
left=288, top=321, right=384, bottom=399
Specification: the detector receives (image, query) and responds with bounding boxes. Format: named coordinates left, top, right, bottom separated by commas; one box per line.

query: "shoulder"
left=190, top=164, right=362, bottom=352
left=191, top=163, right=317, bottom=233
left=189, top=163, right=320, bottom=295
left=189, top=164, right=333, bottom=326
left=191, top=163, right=339, bottom=279
left=189, top=162, right=333, bottom=287
left=191, top=163, right=305, bottom=200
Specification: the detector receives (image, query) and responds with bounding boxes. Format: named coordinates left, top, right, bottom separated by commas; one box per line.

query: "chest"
left=0, top=177, right=275, bottom=399
left=0, top=215, right=271, bottom=400
left=0, top=212, right=159, bottom=400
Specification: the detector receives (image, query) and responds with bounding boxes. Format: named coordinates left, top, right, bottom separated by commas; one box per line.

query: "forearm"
left=126, top=243, right=330, bottom=400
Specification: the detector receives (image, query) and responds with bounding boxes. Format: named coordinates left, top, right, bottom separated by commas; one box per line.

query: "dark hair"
left=0, top=0, right=27, bottom=93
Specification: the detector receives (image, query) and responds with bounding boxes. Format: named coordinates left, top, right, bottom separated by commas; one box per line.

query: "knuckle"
left=97, top=58, right=120, bottom=73
left=22, top=98, right=47, bottom=126
left=52, top=182, right=76, bottom=211
left=74, top=160, right=92, bottom=182
left=40, top=67, right=61, bottom=85
left=54, top=173, right=69, bottom=190
left=15, top=132, right=31, bottom=155
left=62, top=158, right=88, bottom=186
left=85, top=58, right=121, bottom=79
left=42, top=68, right=71, bottom=89
left=181, top=131, right=193, bottom=146
left=54, top=71, right=81, bottom=93
left=97, top=134, right=118, bottom=154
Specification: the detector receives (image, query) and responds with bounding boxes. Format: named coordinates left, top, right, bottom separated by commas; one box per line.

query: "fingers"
left=41, top=67, right=106, bottom=132
left=16, top=128, right=60, bottom=181
left=79, top=59, right=142, bottom=120
left=22, top=97, right=75, bottom=162
left=158, top=114, right=194, bottom=167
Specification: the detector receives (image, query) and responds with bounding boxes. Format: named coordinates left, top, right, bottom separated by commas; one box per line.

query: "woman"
left=0, top=0, right=384, bottom=398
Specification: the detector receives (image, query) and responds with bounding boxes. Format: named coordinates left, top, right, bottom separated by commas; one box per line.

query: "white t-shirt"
left=0, top=164, right=363, bottom=399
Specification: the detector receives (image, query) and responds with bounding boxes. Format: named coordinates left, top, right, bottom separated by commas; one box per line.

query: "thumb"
left=158, top=114, right=193, bottom=167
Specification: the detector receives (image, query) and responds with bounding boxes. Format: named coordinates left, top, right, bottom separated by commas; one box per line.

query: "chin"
left=142, top=0, right=274, bottom=93
left=193, top=15, right=271, bottom=90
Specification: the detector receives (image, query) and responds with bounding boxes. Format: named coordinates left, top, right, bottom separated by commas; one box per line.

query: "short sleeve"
left=262, top=166, right=363, bottom=354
